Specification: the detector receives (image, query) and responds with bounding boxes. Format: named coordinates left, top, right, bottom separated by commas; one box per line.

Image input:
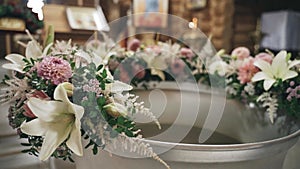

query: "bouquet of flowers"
left=86, top=38, right=199, bottom=87
left=86, top=34, right=300, bottom=124
left=206, top=47, right=300, bottom=123
left=0, top=30, right=169, bottom=168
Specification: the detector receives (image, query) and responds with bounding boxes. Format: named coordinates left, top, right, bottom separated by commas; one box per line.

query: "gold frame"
left=133, top=0, right=169, bottom=28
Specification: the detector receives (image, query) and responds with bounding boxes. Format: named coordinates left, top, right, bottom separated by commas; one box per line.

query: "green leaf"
left=102, top=69, right=107, bottom=78
left=92, top=144, right=98, bottom=155
left=21, top=143, right=32, bottom=146
left=44, top=25, right=54, bottom=49
left=21, top=149, right=32, bottom=153
left=84, top=140, right=94, bottom=149
left=97, top=65, right=104, bottom=71
left=117, top=117, right=125, bottom=125
left=97, top=96, right=106, bottom=107
left=125, top=129, right=134, bottom=137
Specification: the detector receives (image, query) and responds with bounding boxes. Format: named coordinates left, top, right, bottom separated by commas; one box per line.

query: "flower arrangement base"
left=74, top=82, right=300, bottom=169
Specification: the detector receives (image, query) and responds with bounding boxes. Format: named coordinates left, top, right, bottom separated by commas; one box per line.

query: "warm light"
left=27, top=0, right=44, bottom=20
left=188, top=17, right=198, bottom=29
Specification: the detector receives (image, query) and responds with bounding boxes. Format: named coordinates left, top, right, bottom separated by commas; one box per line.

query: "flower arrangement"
left=86, top=37, right=199, bottom=87
left=86, top=36, right=300, bottom=123
left=0, top=30, right=169, bottom=168
left=206, top=47, right=300, bottom=123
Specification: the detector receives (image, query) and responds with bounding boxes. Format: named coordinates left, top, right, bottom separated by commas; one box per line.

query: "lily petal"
left=252, top=72, right=269, bottom=82
left=2, top=54, right=25, bottom=73
left=263, top=79, right=276, bottom=91
left=54, top=83, right=70, bottom=104
left=72, top=104, right=85, bottom=119
left=66, top=125, right=83, bottom=156
left=2, top=63, right=24, bottom=73
left=39, top=122, right=72, bottom=161
left=151, top=56, right=168, bottom=70
left=272, top=50, right=288, bottom=77
left=20, top=119, right=47, bottom=136
left=254, top=60, right=272, bottom=76
left=4, top=54, right=24, bottom=64
left=282, top=70, right=298, bottom=81
left=42, top=42, right=53, bottom=56
left=110, top=81, right=133, bottom=93
left=28, top=98, right=66, bottom=122
left=288, top=60, right=300, bottom=69
left=25, top=41, right=42, bottom=59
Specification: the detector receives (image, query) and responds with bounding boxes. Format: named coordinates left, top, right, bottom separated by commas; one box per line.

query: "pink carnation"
left=237, top=58, right=259, bottom=84
left=255, top=52, right=273, bottom=64
left=37, top=57, right=72, bottom=85
left=127, top=39, right=141, bottom=51
left=180, top=47, right=195, bottom=60
left=171, top=59, right=186, bottom=75
left=231, top=47, right=250, bottom=60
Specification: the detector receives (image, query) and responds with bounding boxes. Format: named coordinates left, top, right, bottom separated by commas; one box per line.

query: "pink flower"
left=132, top=63, right=146, bottom=79
left=127, top=39, right=141, bottom=51
left=237, top=58, right=259, bottom=84
left=146, top=45, right=161, bottom=55
left=170, top=59, right=186, bottom=75
left=231, top=47, right=250, bottom=60
left=255, top=52, right=273, bottom=64
left=27, top=90, right=51, bottom=100
left=180, top=47, right=195, bottom=60
left=118, top=65, right=130, bottom=83
left=37, top=57, right=72, bottom=85
left=23, top=104, right=36, bottom=118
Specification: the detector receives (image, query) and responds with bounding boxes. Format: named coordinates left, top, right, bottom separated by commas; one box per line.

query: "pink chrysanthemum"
left=37, top=57, right=72, bottom=85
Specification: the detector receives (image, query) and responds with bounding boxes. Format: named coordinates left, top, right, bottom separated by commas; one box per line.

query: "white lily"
left=20, top=82, right=84, bottom=161
left=252, top=50, right=300, bottom=91
left=2, top=41, right=52, bottom=73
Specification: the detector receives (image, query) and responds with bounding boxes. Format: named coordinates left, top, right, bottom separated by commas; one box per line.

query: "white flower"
left=104, top=102, right=128, bottom=117
left=252, top=51, right=300, bottom=91
left=20, top=82, right=84, bottom=161
left=2, top=41, right=52, bottom=73
left=208, top=60, right=229, bottom=76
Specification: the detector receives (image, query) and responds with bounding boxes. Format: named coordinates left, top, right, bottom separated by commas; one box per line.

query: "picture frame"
left=133, top=0, right=169, bottom=28
left=66, top=6, right=109, bottom=31
left=187, top=0, right=207, bottom=10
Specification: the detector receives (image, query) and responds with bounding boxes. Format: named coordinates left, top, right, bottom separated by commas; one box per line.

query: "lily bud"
left=104, top=102, right=127, bottom=117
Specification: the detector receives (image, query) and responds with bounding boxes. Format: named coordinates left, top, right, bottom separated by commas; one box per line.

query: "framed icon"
left=133, top=0, right=169, bottom=28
